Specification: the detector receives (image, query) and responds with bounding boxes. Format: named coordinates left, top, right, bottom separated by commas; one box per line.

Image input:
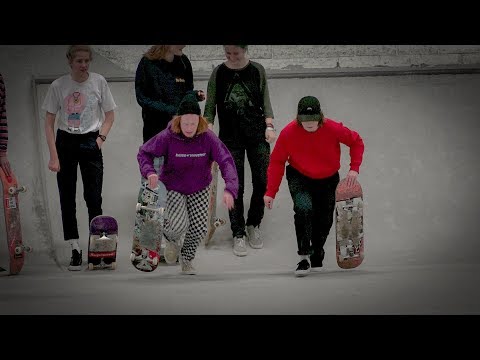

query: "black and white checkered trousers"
left=163, top=187, right=210, bottom=262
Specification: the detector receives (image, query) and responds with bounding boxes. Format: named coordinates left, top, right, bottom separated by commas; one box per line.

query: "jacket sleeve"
left=258, top=64, right=274, bottom=119
left=209, top=131, right=238, bottom=199
left=336, top=122, right=365, bottom=173
left=137, top=130, right=169, bottom=178
left=182, top=55, right=194, bottom=93
left=135, top=57, right=177, bottom=115
left=265, top=129, right=289, bottom=198
left=203, top=67, right=218, bottom=124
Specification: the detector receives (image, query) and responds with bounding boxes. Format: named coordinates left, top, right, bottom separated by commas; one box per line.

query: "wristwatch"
left=97, top=134, right=106, bottom=142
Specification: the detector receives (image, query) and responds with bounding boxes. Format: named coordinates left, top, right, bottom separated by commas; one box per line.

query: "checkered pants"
left=163, top=187, right=210, bottom=262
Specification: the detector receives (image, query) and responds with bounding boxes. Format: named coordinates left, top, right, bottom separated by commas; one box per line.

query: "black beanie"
left=177, top=93, right=201, bottom=116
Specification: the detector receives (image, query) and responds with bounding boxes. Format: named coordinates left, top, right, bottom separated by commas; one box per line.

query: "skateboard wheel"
left=136, top=203, right=142, bottom=212
left=24, top=246, right=33, bottom=252
left=152, top=257, right=158, bottom=266
left=110, top=262, right=117, bottom=270
left=130, top=253, right=136, bottom=261
left=14, top=247, right=22, bottom=255
left=88, top=263, right=94, bottom=270
left=8, top=187, right=15, bottom=195
left=18, top=185, right=27, bottom=193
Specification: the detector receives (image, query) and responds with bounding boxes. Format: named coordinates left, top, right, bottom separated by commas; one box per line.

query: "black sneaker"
left=68, top=249, right=83, bottom=271
left=310, top=249, right=324, bottom=272
left=294, top=259, right=310, bottom=277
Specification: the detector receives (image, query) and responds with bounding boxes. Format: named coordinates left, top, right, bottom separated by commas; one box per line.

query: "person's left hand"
left=223, top=190, right=234, bottom=210
left=197, top=90, right=206, bottom=101
left=265, top=128, right=277, bottom=143
left=345, top=170, right=359, bottom=188
left=264, top=195, right=274, bottom=209
left=0, top=155, right=11, bottom=177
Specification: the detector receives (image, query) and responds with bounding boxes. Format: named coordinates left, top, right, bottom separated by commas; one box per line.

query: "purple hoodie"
left=137, top=125, right=238, bottom=198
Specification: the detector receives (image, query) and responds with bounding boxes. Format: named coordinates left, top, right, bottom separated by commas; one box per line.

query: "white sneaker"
left=247, top=225, right=263, bottom=249
left=164, top=241, right=179, bottom=265
left=233, top=236, right=248, bottom=256
left=179, top=257, right=197, bottom=275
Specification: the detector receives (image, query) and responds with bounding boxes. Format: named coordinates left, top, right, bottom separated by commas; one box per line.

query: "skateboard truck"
left=135, top=203, right=164, bottom=214
left=14, top=244, right=33, bottom=255
left=8, top=185, right=27, bottom=195
left=99, top=232, right=111, bottom=240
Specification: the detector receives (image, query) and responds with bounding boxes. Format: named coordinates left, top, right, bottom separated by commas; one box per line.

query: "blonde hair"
left=171, top=115, right=209, bottom=135
left=66, top=45, right=93, bottom=62
left=144, top=45, right=170, bottom=61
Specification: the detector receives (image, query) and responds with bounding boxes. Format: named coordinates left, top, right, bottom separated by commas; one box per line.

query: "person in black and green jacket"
left=203, top=45, right=276, bottom=257
left=135, top=45, right=205, bottom=208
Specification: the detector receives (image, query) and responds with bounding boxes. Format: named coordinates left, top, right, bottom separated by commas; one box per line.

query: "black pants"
left=56, top=129, right=103, bottom=240
left=286, top=166, right=339, bottom=259
left=228, top=141, right=270, bottom=237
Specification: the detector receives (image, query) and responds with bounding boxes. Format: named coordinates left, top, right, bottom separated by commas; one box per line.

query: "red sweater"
left=266, top=118, right=364, bottom=198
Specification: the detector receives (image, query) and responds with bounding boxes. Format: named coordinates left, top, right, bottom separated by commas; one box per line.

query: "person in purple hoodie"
left=137, top=94, right=238, bottom=274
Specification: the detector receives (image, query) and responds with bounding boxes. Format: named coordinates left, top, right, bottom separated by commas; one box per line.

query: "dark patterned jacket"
left=135, top=54, right=199, bottom=143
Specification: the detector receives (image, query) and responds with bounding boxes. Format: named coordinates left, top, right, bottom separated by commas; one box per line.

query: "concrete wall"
left=1, top=45, right=480, bottom=269
left=93, top=45, right=480, bottom=75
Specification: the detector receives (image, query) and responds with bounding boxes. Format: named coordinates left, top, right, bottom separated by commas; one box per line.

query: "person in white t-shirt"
left=42, top=45, right=117, bottom=271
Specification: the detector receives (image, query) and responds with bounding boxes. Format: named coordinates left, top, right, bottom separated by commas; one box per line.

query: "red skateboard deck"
left=0, top=167, right=31, bottom=275
left=88, top=215, right=118, bottom=270
left=335, top=178, right=364, bottom=269
left=204, top=162, right=226, bottom=246
left=130, top=183, right=163, bottom=272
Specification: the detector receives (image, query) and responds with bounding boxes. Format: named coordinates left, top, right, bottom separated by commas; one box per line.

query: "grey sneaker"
left=164, top=241, right=179, bottom=265
left=233, top=236, right=248, bottom=256
left=247, top=225, right=263, bottom=249
left=180, top=257, right=197, bottom=275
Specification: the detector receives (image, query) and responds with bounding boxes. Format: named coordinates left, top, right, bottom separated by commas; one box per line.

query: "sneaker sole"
left=181, top=270, right=197, bottom=275
left=233, top=249, right=247, bottom=256
left=249, top=242, right=263, bottom=249
left=294, top=269, right=311, bottom=277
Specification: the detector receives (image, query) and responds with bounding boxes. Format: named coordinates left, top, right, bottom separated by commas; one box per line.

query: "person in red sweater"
left=264, top=96, right=364, bottom=277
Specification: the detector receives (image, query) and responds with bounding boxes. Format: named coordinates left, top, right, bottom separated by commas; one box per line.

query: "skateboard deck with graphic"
left=204, top=162, right=226, bottom=246
left=88, top=215, right=118, bottom=270
left=0, top=167, right=31, bottom=275
left=130, top=182, right=164, bottom=272
left=335, top=178, right=364, bottom=269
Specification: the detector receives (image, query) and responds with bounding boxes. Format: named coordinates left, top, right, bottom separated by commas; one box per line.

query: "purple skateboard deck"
left=88, top=215, right=118, bottom=270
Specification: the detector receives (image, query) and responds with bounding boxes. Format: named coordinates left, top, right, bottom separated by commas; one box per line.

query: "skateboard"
left=204, top=162, right=226, bottom=246
left=88, top=215, right=118, bottom=270
left=130, top=182, right=164, bottom=272
left=0, top=167, right=32, bottom=275
left=335, top=178, right=364, bottom=269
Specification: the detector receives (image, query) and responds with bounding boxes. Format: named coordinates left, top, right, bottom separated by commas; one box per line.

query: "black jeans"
left=56, top=129, right=103, bottom=240
left=228, top=141, right=270, bottom=237
left=286, top=166, right=339, bottom=258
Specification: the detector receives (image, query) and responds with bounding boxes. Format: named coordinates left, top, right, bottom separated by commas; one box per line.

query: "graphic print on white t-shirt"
left=63, top=91, right=99, bottom=133
left=63, top=91, right=87, bottom=132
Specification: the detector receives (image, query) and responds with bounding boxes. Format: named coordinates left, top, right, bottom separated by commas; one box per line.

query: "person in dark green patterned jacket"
left=135, top=45, right=205, bottom=209
left=203, top=45, right=276, bottom=257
